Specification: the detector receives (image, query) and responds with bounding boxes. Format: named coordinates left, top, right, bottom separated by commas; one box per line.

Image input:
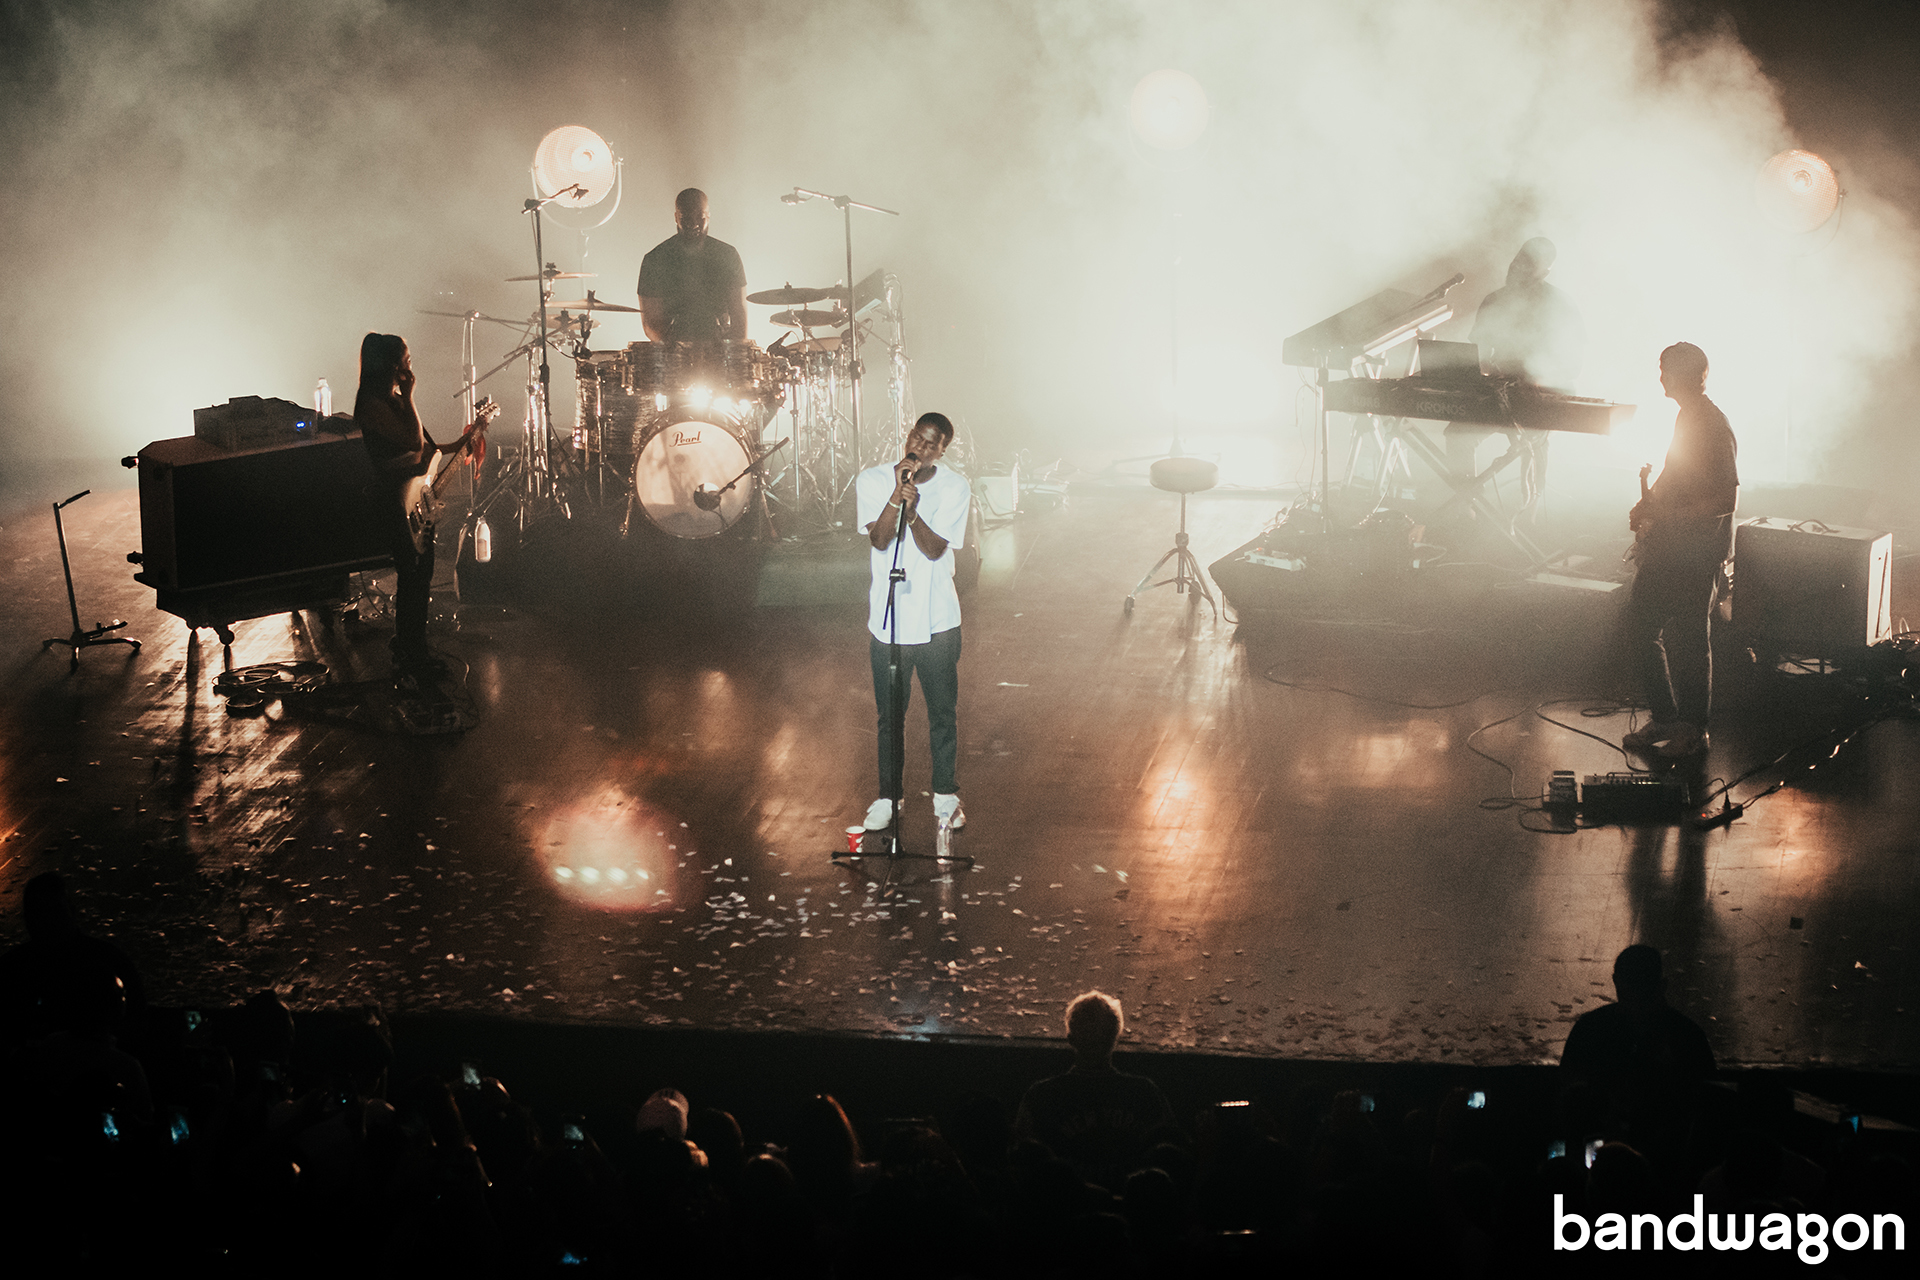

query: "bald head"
left=674, top=188, right=710, bottom=244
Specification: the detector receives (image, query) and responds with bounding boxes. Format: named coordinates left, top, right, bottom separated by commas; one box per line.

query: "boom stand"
left=43, top=490, right=139, bottom=671
left=831, top=491, right=972, bottom=892
left=784, top=186, right=900, bottom=487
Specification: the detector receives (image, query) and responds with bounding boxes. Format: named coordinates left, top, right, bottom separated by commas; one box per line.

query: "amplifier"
left=192, top=395, right=318, bottom=451
left=1733, top=518, right=1892, bottom=655
left=134, top=429, right=390, bottom=593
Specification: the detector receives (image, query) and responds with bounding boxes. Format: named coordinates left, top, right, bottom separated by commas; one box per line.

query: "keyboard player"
left=1443, top=238, right=1585, bottom=519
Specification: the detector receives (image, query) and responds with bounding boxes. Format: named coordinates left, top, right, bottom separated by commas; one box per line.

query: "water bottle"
left=473, top=517, right=493, bottom=564
left=314, top=377, right=332, bottom=419
left=935, top=816, right=953, bottom=859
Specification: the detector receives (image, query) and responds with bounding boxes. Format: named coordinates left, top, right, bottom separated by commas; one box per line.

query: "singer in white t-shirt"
left=855, top=412, right=969, bottom=834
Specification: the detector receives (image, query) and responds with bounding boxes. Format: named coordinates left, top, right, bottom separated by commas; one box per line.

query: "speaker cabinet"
left=136, top=430, right=389, bottom=588
left=134, top=430, right=392, bottom=632
left=1733, top=517, right=1893, bottom=655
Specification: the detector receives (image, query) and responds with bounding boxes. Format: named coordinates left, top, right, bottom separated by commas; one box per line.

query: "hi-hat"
left=747, top=284, right=844, bottom=306
left=507, top=270, right=596, bottom=282
left=771, top=308, right=848, bottom=328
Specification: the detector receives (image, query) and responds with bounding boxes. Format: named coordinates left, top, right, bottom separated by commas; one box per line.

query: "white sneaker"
left=863, top=798, right=894, bottom=831
left=934, top=793, right=965, bottom=829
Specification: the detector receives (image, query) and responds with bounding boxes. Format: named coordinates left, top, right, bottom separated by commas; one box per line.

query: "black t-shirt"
left=637, top=234, right=747, bottom=340
left=1015, top=1067, right=1174, bottom=1186
left=1648, top=396, right=1739, bottom=559
left=1561, top=1001, right=1715, bottom=1105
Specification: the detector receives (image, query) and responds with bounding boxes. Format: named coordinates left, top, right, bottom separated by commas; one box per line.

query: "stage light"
left=533, top=125, right=618, bottom=209
left=1755, top=149, right=1840, bottom=234
left=1130, top=69, right=1209, bottom=150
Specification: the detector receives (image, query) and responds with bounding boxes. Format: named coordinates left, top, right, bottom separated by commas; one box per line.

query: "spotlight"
left=533, top=125, right=618, bottom=209
left=1130, top=69, right=1209, bottom=150
left=1755, top=149, right=1840, bottom=234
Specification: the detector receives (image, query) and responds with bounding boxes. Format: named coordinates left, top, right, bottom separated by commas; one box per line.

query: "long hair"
left=358, top=332, right=407, bottom=397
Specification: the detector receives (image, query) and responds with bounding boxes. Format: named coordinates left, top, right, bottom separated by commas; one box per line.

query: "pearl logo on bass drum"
left=672, top=429, right=702, bottom=446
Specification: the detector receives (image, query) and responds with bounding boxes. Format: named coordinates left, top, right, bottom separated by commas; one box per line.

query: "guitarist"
left=1622, top=343, right=1739, bottom=758
left=355, top=333, right=475, bottom=683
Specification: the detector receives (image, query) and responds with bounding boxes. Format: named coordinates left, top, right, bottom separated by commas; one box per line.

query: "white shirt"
left=856, top=461, right=969, bottom=644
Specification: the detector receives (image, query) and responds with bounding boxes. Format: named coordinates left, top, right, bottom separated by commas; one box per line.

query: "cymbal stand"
left=782, top=186, right=899, bottom=508
left=43, top=490, right=139, bottom=671
left=504, top=188, right=585, bottom=523
left=459, top=336, right=570, bottom=562
left=876, top=274, right=915, bottom=458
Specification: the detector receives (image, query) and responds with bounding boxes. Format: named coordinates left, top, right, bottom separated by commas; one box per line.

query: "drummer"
left=638, top=188, right=748, bottom=343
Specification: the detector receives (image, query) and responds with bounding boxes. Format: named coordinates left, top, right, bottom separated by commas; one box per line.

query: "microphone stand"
left=520, top=189, right=585, bottom=518
left=782, top=186, right=900, bottom=504
left=832, top=463, right=973, bottom=894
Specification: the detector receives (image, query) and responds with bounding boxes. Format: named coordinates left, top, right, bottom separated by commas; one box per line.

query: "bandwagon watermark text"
left=1554, top=1195, right=1906, bottom=1266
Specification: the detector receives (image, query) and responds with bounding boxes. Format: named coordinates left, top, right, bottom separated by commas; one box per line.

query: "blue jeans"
left=871, top=626, right=960, bottom=798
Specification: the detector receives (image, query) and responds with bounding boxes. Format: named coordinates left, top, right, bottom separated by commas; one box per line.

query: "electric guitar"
left=1625, top=462, right=1653, bottom=561
left=402, top=397, right=498, bottom=554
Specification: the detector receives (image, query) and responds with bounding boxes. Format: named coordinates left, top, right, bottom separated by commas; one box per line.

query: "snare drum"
left=630, top=412, right=757, bottom=539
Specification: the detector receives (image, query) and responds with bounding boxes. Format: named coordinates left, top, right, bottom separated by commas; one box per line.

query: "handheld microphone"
left=900, top=451, right=919, bottom=484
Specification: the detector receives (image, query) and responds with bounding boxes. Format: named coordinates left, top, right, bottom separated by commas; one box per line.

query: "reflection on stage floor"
left=3, top=468, right=1917, bottom=1071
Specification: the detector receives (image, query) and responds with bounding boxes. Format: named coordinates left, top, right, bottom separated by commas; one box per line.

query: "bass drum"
left=631, top=413, right=755, bottom=539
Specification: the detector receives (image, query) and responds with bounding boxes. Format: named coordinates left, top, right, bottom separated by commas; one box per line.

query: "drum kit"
left=422, top=267, right=915, bottom=553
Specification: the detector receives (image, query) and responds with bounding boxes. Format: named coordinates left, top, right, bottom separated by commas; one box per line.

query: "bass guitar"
left=1625, top=462, right=1652, bottom=561
left=402, top=397, right=498, bottom=554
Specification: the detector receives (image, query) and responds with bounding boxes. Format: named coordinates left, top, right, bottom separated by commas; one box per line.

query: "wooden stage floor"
left=3, top=468, right=1918, bottom=1074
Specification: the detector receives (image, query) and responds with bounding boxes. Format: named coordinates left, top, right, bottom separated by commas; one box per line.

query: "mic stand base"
left=830, top=836, right=974, bottom=897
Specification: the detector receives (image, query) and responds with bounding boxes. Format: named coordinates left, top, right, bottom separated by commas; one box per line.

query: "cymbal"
left=417, top=308, right=526, bottom=327
left=541, top=297, right=641, bottom=313
left=771, top=308, right=848, bottom=328
left=782, top=336, right=842, bottom=355
left=747, top=284, right=845, bottom=306
left=506, top=270, right=595, bottom=282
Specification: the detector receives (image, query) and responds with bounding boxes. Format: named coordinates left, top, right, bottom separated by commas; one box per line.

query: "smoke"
left=2, top=0, right=1914, bottom=493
